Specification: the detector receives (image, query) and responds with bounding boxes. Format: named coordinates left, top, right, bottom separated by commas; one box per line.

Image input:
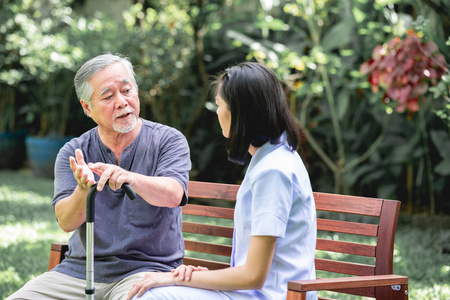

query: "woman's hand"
left=171, top=264, right=209, bottom=281
left=127, top=272, right=175, bottom=300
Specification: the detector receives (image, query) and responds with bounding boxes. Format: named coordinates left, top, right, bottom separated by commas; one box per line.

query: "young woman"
left=127, top=62, right=317, bottom=300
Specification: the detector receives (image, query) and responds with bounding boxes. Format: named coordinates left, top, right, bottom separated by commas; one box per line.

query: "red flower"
left=360, top=32, right=447, bottom=113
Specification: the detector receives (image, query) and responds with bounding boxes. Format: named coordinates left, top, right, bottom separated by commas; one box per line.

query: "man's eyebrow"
left=99, top=79, right=131, bottom=96
left=100, top=87, right=111, bottom=96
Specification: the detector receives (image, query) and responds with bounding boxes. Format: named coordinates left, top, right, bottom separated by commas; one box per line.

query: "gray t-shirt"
left=51, top=119, right=191, bottom=283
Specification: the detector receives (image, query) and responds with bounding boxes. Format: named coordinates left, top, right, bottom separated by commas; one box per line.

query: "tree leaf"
left=321, top=19, right=354, bottom=52
left=377, top=184, right=397, bottom=199
left=254, top=17, right=288, bottom=31
left=435, top=159, right=450, bottom=176
left=430, top=130, right=450, bottom=159
left=337, top=89, right=349, bottom=120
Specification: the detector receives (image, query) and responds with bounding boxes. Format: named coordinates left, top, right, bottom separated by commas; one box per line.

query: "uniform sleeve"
left=250, top=169, right=293, bottom=238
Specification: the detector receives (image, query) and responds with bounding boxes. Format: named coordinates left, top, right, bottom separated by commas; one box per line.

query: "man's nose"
left=115, top=94, right=128, bottom=108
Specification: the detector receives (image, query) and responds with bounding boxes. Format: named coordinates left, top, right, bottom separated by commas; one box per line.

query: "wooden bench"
left=48, top=181, right=408, bottom=299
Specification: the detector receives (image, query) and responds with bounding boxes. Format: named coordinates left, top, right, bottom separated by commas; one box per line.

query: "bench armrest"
left=288, top=274, right=408, bottom=291
left=287, top=275, right=408, bottom=300
left=48, top=242, right=69, bottom=271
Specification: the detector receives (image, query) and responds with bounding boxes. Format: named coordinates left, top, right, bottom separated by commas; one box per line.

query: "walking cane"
left=85, top=182, right=136, bottom=300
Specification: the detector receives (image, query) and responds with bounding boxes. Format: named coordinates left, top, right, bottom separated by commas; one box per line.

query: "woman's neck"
left=248, top=144, right=259, bottom=156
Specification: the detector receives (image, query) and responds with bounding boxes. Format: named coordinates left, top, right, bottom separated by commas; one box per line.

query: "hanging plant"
left=360, top=31, right=448, bottom=113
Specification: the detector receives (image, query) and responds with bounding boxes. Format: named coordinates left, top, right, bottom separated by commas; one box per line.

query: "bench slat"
left=183, top=257, right=230, bottom=271
left=184, top=240, right=232, bottom=257
left=182, top=204, right=234, bottom=219
left=316, top=238, right=376, bottom=257
left=317, top=219, right=379, bottom=237
left=183, top=222, right=234, bottom=238
left=315, top=258, right=375, bottom=276
left=314, top=193, right=383, bottom=217
left=188, top=181, right=239, bottom=201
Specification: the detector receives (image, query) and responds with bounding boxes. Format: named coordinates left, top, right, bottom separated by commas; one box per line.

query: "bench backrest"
left=184, top=181, right=401, bottom=298
left=48, top=180, right=401, bottom=299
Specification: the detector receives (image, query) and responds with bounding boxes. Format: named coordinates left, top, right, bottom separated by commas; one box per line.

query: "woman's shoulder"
left=250, top=143, right=308, bottom=180
left=263, top=143, right=301, bottom=165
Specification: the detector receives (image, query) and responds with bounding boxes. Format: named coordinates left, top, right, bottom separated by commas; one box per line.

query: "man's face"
left=81, top=63, right=140, bottom=134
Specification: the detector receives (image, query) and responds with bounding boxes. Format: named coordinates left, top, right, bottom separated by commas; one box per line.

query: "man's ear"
left=80, top=100, right=92, bottom=117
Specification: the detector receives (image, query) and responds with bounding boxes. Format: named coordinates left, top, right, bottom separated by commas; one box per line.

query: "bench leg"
left=286, top=290, right=307, bottom=300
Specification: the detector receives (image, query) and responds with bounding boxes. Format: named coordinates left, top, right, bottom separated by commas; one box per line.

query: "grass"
left=0, top=170, right=71, bottom=297
left=1, top=169, right=449, bottom=299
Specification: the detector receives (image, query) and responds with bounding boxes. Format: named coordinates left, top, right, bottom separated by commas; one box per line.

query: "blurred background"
left=1, top=1, right=450, bottom=298
left=1, top=0, right=449, bottom=215
left=0, top=0, right=450, bottom=215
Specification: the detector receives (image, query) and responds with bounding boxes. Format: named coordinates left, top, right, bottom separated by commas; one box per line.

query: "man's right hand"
left=55, top=149, right=97, bottom=232
left=69, top=149, right=96, bottom=191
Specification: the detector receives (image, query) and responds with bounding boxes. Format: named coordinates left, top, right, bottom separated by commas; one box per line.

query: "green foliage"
left=213, top=0, right=450, bottom=214
left=0, top=0, right=84, bottom=136
left=430, top=74, right=450, bottom=127
left=0, top=0, right=78, bottom=84
left=121, top=1, right=195, bottom=129
left=1, top=0, right=450, bottom=213
left=430, top=129, right=450, bottom=176
left=394, top=223, right=450, bottom=299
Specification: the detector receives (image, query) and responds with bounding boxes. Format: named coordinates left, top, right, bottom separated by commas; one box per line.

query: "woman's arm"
left=127, top=235, right=277, bottom=299
left=182, top=235, right=277, bottom=290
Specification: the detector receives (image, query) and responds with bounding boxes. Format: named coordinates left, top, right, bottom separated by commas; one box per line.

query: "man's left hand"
left=89, top=163, right=135, bottom=192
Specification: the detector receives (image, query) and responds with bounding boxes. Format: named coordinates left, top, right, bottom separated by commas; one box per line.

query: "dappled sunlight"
left=393, top=246, right=402, bottom=264
left=0, top=177, right=71, bottom=248
left=0, top=221, right=70, bottom=247
left=0, top=266, right=22, bottom=296
left=0, top=170, right=72, bottom=297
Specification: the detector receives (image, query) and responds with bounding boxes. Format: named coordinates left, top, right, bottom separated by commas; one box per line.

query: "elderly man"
left=7, top=53, right=191, bottom=299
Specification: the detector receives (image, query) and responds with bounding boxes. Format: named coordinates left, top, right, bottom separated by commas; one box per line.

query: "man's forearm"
left=54, top=185, right=89, bottom=232
left=131, top=174, right=184, bottom=208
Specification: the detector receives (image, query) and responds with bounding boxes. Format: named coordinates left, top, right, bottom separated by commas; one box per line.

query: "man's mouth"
left=115, top=110, right=134, bottom=119
left=117, top=112, right=131, bottom=119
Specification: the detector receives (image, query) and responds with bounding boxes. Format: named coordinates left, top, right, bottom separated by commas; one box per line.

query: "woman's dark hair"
left=211, top=62, right=299, bottom=165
